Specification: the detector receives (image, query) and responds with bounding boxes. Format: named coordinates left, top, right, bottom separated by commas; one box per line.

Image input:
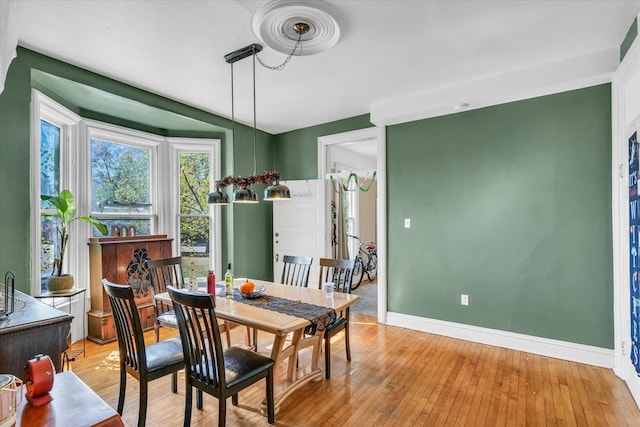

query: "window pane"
left=180, top=152, right=210, bottom=215
left=180, top=216, right=210, bottom=277
left=40, top=213, right=59, bottom=291
left=40, top=120, right=60, bottom=204
left=91, top=138, right=151, bottom=214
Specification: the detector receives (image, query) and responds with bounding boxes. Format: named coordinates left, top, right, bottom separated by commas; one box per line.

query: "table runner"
left=233, top=294, right=336, bottom=334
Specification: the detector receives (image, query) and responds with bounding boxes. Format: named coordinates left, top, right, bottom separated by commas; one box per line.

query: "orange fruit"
left=240, top=281, right=255, bottom=294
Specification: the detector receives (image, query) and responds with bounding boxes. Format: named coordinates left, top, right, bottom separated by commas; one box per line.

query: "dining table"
left=155, top=278, right=359, bottom=412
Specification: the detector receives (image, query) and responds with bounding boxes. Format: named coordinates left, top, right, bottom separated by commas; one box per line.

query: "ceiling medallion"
left=251, top=0, right=344, bottom=56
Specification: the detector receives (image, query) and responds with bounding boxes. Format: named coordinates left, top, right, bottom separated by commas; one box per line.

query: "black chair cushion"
left=223, top=347, right=275, bottom=389
left=146, top=337, right=184, bottom=371
left=324, top=316, right=347, bottom=337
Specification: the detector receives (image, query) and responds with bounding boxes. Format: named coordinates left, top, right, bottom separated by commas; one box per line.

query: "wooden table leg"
left=261, top=328, right=324, bottom=413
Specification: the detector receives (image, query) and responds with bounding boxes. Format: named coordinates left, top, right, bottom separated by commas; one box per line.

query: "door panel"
left=273, top=180, right=325, bottom=286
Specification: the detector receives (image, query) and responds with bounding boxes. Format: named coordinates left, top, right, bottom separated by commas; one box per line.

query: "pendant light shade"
left=207, top=190, right=230, bottom=205
left=264, top=182, right=291, bottom=200
left=233, top=187, right=259, bottom=203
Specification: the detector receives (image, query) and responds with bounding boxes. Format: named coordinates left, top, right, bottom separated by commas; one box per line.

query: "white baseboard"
left=385, top=312, right=614, bottom=368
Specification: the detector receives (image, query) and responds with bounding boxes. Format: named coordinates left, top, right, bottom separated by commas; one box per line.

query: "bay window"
left=31, top=90, right=221, bottom=294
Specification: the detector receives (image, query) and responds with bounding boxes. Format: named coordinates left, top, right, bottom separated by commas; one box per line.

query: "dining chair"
left=317, top=257, right=355, bottom=379
left=280, top=255, right=313, bottom=287
left=251, top=254, right=314, bottom=351
left=147, top=256, right=233, bottom=347
left=168, top=286, right=276, bottom=426
left=102, top=279, right=184, bottom=427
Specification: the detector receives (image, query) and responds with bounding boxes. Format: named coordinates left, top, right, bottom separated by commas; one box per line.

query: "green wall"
left=621, top=17, right=638, bottom=62
left=388, top=85, right=612, bottom=348
left=274, top=85, right=613, bottom=349
left=274, top=114, right=373, bottom=179
left=0, top=48, right=275, bottom=292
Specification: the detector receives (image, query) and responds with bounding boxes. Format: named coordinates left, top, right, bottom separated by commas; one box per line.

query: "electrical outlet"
left=404, top=218, right=411, bottom=228
left=461, top=294, right=469, bottom=306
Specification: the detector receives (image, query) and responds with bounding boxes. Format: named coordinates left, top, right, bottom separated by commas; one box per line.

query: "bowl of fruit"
left=234, top=280, right=266, bottom=299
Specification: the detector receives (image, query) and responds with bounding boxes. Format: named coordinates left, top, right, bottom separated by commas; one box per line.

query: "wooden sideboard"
left=87, top=234, right=173, bottom=344
left=0, top=290, right=72, bottom=378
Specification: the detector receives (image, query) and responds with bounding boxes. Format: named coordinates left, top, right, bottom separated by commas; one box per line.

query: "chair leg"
left=196, top=389, right=203, bottom=410
left=218, top=396, right=227, bottom=427
left=266, top=368, right=275, bottom=424
left=223, top=321, right=231, bottom=348
left=171, top=372, right=178, bottom=393
left=345, top=323, right=351, bottom=361
left=325, top=335, right=331, bottom=380
left=138, top=380, right=148, bottom=427
left=184, top=385, right=192, bottom=427
left=154, top=323, right=159, bottom=343
left=117, top=365, right=126, bottom=414
left=252, top=328, right=258, bottom=351
left=245, top=326, right=253, bottom=349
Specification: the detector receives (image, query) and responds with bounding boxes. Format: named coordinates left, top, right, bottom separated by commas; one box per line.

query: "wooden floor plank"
left=66, top=312, right=640, bottom=426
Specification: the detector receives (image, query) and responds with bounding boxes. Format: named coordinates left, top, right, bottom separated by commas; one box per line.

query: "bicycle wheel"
left=365, top=252, right=378, bottom=282
left=351, top=256, right=364, bottom=290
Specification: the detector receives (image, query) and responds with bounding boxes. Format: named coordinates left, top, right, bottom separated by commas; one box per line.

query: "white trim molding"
left=318, top=126, right=387, bottom=324
left=386, top=312, right=614, bottom=368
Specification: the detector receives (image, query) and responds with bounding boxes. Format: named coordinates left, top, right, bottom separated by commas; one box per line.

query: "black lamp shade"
left=207, top=190, right=230, bottom=205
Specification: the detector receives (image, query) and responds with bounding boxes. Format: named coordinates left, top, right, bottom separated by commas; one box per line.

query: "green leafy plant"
left=41, top=189, right=108, bottom=277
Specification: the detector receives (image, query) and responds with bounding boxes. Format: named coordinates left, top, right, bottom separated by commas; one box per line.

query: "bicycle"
left=347, top=234, right=378, bottom=290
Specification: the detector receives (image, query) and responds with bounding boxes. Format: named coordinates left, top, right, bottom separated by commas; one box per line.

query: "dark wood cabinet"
left=0, top=290, right=72, bottom=378
left=87, top=234, right=173, bottom=344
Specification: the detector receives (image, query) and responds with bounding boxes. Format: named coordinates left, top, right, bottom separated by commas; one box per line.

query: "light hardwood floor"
left=70, top=311, right=640, bottom=426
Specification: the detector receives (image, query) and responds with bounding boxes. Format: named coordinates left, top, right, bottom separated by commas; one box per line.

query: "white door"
left=273, top=180, right=326, bottom=286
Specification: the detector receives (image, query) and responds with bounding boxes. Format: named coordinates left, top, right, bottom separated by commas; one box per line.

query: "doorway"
left=318, top=127, right=386, bottom=323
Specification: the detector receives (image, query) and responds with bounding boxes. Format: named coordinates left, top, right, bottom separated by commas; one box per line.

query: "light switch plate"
left=404, top=218, right=411, bottom=228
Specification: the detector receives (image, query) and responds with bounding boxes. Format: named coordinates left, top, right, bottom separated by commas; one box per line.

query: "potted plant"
left=41, top=189, right=108, bottom=292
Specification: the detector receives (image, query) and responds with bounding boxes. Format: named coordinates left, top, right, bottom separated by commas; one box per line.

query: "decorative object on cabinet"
left=87, top=234, right=173, bottom=344
left=41, top=189, right=108, bottom=292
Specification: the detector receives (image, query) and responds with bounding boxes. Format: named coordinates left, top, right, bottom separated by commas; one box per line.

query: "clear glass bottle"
left=189, top=263, right=197, bottom=292
left=224, top=263, right=233, bottom=298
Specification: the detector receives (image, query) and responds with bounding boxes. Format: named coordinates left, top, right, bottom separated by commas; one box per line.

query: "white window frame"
left=84, top=119, right=162, bottom=234
left=167, top=138, right=222, bottom=276
left=31, top=90, right=81, bottom=295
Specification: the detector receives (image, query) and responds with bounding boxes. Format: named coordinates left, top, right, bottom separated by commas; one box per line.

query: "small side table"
left=15, top=370, right=125, bottom=426
left=34, top=288, right=86, bottom=371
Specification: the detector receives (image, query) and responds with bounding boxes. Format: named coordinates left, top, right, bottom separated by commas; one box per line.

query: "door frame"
left=612, top=26, right=640, bottom=407
left=318, top=126, right=387, bottom=323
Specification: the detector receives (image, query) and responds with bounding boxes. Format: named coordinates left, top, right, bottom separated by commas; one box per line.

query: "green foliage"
left=179, top=153, right=210, bottom=249
left=91, top=139, right=150, bottom=210
left=41, top=189, right=108, bottom=276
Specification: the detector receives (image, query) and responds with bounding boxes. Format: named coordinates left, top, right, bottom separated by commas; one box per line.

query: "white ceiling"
left=13, top=0, right=640, bottom=134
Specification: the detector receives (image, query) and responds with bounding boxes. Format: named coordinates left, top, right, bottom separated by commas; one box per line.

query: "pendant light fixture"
left=207, top=44, right=290, bottom=205
left=208, top=0, right=344, bottom=205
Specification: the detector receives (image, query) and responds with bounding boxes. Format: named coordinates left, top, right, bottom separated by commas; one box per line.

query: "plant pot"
left=46, top=274, right=74, bottom=293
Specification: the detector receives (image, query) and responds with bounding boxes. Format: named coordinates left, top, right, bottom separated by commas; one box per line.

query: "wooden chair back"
left=318, top=258, right=355, bottom=294
left=168, top=286, right=225, bottom=389
left=103, top=279, right=147, bottom=374
left=147, top=256, right=185, bottom=294
left=280, top=255, right=313, bottom=287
